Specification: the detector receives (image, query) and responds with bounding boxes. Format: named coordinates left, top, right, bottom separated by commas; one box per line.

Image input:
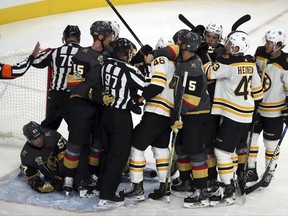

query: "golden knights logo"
left=35, top=153, right=59, bottom=173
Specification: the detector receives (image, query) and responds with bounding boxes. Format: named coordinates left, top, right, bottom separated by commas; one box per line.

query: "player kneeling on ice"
left=19, top=121, right=67, bottom=193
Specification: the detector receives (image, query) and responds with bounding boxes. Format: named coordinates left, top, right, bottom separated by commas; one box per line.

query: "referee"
left=97, top=37, right=146, bottom=205
left=32, top=25, right=81, bottom=130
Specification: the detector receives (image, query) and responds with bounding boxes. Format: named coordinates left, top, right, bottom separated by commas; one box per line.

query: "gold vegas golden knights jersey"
left=255, top=46, right=288, bottom=118
left=144, top=56, right=176, bottom=117
left=207, top=54, right=264, bottom=123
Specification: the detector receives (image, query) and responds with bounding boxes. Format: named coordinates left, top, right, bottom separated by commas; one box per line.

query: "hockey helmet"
left=113, top=38, right=134, bottom=58
left=107, top=20, right=121, bottom=41
left=90, top=21, right=113, bottom=39
left=173, top=29, right=190, bottom=45
left=63, top=25, right=81, bottom=41
left=264, top=29, right=286, bottom=47
left=155, top=37, right=173, bottom=50
left=179, top=31, right=202, bottom=52
left=226, top=31, right=250, bottom=54
left=23, top=121, right=43, bottom=141
left=204, top=22, right=223, bottom=40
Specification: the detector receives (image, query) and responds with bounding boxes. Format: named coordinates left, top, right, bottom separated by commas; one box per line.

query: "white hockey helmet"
left=264, top=29, right=286, bottom=47
left=155, top=37, right=173, bottom=50
left=227, top=31, right=250, bottom=54
left=107, top=20, right=121, bottom=41
left=204, top=22, right=223, bottom=40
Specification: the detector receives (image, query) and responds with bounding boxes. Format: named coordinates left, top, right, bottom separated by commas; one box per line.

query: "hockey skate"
left=262, top=171, right=274, bottom=188
left=148, top=182, right=171, bottom=203
left=79, top=174, right=99, bottom=198
left=207, top=179, right=219, bottom=197
left=171, top=178, right=194, bottom=198
left=98, top=194, right=125, bottom=207
left=246, top=168, right=259, bottom=183
left=119, top=181, right=145, bottom=201
left=63, top=177, right=74, bottom=196
left=183, top=189, right=209, bottom=208
left=209, top=180, right=235, bottom=207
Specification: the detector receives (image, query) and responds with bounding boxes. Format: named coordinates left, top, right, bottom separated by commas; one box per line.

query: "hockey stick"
left=261, top=59, right=268, bottom=83
left=237, top=122, right=256, bottom=204
left=178, top=14, right=197, bottom=32
left=245, top=125, right=288, bottom=194
left=165, top=71, right=189, bottom=192
left=105, top=0, right=144, bottom=47
left=231, top=14, right=251, bottom=32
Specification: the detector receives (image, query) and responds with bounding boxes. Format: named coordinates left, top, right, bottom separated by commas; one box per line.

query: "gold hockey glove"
left=171, top=120, right=183, bottom=133
left=38, top=183, right=55, bottom=193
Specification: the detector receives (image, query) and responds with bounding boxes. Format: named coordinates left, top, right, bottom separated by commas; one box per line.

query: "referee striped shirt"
left=33, top=42, right=81, bottom=92
left=101, top=58, right=145, bottom=109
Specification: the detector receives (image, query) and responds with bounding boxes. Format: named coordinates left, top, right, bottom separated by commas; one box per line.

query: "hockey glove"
left=170, top=109, right=183, bottom=133
left=281, top=106, right=288, bottom=125
left=131, top=44, right=153, bottom=65
left=88, top=88, right=114, bottom=105
left=252, top=110, right=260, bottom=124
left=38, top=183, right=55, bottom=193
left=127, top=95, right=143, bottom=115
left=171, top=120, right=183, bottom=133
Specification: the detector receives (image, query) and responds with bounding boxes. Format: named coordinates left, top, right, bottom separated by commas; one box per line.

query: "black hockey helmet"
left=63, top=25, right=81, bottom=41
left=90, top=21, right=113, bottom=39
left=23, top=121, right=43, bottom=141
left=113, top=38, right=134, bottom=58
left=179, top=31, right=202, bottom=52
left=173, top=29, right=190, bottom=45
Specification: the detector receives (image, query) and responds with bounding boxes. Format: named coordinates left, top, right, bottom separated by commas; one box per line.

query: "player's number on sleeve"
left=153, top=57, right=166, bottom=66
left=73, top=64, right=84, bottom=76
left=234, top=76, right=252, bottom=100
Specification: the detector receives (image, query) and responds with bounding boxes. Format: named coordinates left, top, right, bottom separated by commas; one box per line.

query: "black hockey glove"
left=252, top=110, right=260, bottom=124
left=281, top=106, right=288, bottom=125
left=88, top=88, right=114, bottom=105
left=131, top=44, right=153, bottom=65
left=127, top=95, right=143, bottom=115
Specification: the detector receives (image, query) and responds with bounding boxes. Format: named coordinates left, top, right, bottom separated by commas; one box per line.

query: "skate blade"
left=184, top=199, right=209, bottom=208
left=98, top=199, right=124, bottom=207
left=65, top=191, right=70, bottom=197
left=160, top=195, right=170, bottom=203
left=126, top=195, right=145, bottom=201
left=79, top=189, right=99, bottom=198
left=171, top=190, right=192, bottom=198
left=209, top=198, right=234, bottom=207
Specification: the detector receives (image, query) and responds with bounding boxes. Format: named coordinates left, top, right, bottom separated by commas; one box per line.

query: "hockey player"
left=198, top=22, right=226, bottom=193
left=246, top=29, right=288, bottom=187
left=20, top=121, right=67, bottom=193
left=32, top=25, right=81, bottom=130
left=207, top=31, right=264, bottom=206
left=62, top=21, right=114, bottom=196
left=119, top=37, right=176, bottom=202
left=98, top=37, right=145, bottom=205
left=170, top=30, right=211, bottom=208
left=0, top=42, right=40, bottom=79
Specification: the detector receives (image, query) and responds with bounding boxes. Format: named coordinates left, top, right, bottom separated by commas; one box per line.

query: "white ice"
left=1, top=0, right=288, bottom=215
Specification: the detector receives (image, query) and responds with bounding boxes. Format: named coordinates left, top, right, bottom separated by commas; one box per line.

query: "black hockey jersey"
left=173, top=55, right=211, bottom=115
left=20, top=129, right=67, bottom=180
left=67, top=47, right=105, bottom=99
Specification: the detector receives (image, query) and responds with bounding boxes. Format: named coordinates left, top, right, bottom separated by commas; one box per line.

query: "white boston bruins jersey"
left=255, top=46, right=288, bottom=117
left=144, top=56, right=175, bottom=117
left=207, top=54, right=263, bottom=123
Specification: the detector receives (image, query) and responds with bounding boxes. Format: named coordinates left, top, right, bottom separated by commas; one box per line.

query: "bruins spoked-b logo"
left=262, top=73, right=271, bottom=92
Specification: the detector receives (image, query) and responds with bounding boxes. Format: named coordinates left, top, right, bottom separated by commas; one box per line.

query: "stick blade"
left=231, top=14, right=251, bottom=32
